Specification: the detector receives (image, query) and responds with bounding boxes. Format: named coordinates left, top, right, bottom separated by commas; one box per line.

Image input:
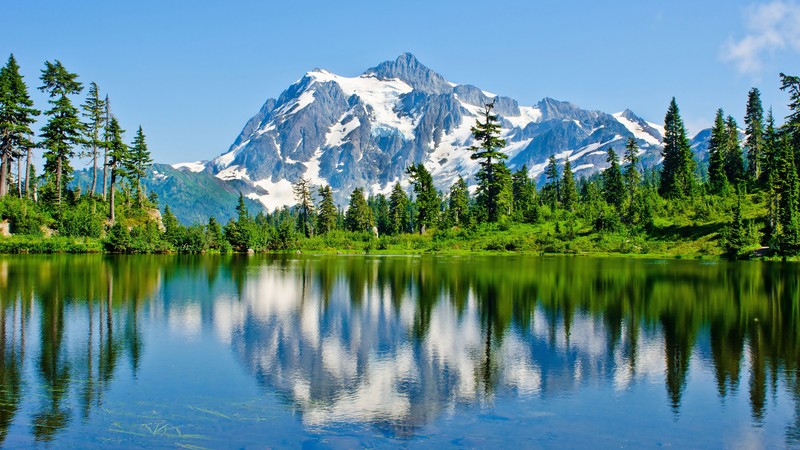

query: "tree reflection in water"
left=0, top=255, right=798, bottom=445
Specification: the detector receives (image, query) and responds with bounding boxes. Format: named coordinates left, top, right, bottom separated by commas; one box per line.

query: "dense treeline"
left=1, top=52, right=799, bottom=258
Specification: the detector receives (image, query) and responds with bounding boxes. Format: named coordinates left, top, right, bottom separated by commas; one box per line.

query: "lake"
left=0, top=254, right=797, bottom=448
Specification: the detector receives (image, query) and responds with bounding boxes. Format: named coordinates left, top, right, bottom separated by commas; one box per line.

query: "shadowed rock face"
left=162, top=53, right=710, bottom=214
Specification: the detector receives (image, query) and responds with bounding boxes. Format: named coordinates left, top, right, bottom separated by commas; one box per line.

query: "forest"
left=1, top=53, right=800, bottom=259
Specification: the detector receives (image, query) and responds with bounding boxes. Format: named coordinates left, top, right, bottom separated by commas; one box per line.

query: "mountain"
left=133, top=53, right=713, bottom=223
left=185, top=53, right=672, bottom=210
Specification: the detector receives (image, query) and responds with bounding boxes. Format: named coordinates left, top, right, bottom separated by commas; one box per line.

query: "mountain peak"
left=363, top=53, right=451, bottom=94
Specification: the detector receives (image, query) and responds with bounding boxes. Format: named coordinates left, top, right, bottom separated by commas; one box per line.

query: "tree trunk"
left=56, top=156, right=62, bottom=206
left=0, top=152, right=8, bottom=198
left=24, top=148, right=30, bottom=199
left=16, top=157, right=22, bottom=197
left=102, top=149, right=108, bottom=201
left=91, top=144, right=97, bottom=197
left=109, top=166, right=116, bottom=224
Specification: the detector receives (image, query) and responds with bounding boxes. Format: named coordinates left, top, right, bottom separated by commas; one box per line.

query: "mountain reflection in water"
left=0, top=254, right=798, bottom=447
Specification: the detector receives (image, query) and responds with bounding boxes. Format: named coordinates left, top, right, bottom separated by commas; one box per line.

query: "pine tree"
left=775, top=134, right=800, bottom=255
left=345, top=187, right=374, bottom=232
left=707, top=109, right=729, bottom=195
left=744, top=87, right=764, bottom=186
left=81, top=81, right=105, bottom=196
left=102, top=95, right=111, bottom=200
left=224, top=193, right=253, bottom=251
left=724, top=115, right=744, bottom=185
left=543, top=154, right=560, bottom=209
left=292, top=177, right=315, bottom=237
left=38, top=60, right=83, bottom=207
left=602, top=148, right=624, bottom=209
left=406, top=163, right=439, bottom=232
left=468, top=101, right=509, bottom=222
left=623, top=137, right=642, bottom=222
left=389, top=182, right=410, bottom=234
left=561, top=158, right=578, bottom=211
left=106, top=116, right=128, bottom=224
left=0, top=55, right=39, bottom=198
left=511, top=166, right=536, bottom=222
left=369, top=194, right=390, bottom=236
left=779, top=73, right=800, bottom=154
left=723, top=190, right=748, bottom=259
left=448, top=176, right=471, bottom=227
left=126, top=126, right=152, bottom=203
left=316, top=185, right=337, bottom=234
left=764, top=110, right=779, bottom=238
left=659, top=97, right=696, bottom=198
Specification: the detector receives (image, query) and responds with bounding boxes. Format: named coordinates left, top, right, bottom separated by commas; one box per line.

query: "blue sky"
left=1, top=0, right=798, bottom=164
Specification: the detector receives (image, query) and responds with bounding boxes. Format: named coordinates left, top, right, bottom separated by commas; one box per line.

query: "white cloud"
left=721, top=1, right=800, bottom=74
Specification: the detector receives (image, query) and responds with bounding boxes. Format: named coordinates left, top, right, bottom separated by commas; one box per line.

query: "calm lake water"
left=0, top=254, right=798, bottom=448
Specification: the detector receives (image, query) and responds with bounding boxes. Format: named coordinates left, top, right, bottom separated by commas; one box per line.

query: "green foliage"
left=448, top=176, right=472, bottom=227
left=469, top=102, right=509, bottom=222
left=126, top=126, right=152, bottom=203
left=316, top=185, right=338, bottom=234
left=560, top=158, right=578, bottom=211
left=707, top=109, right=730, bottom=195
left=744, top=87, right=764, bottom=186
left=0, top=54, right=39, bottom=198
left=602, top=148, right=624, bottom=209
left=80, top=81, right=105, bottom=196
left=39, top=60, right=83, bottom=207
left=345, top=187, right=374, bottom=233
left=389, top=182, right=410, bottom=234
left=659, top=97, right=696, bottom=198
left=58, top=198, right=105, bottom=238
left=406, top=163, right=439, bottom=231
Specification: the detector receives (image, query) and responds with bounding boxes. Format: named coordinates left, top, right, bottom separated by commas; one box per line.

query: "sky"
left=1, top=0, right=798, bottom=165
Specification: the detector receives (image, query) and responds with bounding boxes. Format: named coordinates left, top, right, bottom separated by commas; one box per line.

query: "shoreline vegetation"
left=1, top=54, right=800, bottom=260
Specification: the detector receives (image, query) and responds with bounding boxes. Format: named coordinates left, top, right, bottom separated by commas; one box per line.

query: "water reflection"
left=0, top=255, right=799, bottom=445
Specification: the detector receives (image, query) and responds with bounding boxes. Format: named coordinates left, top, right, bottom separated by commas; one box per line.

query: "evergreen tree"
left=38, top=60, right=83, bottom=207
left=779, top=73, right=800, bottom=155
left=206, top=216, right=227, bottom=251
left=224, top=193, right=252, bottom=251
left=448, top=176, right=471, bottom=227
left=106, top=116, right=128, bottom=224
left=707, top=109, right=729, bottom=195
left=543, top=154, right=560, bottom=208
left=659, top=97, right=696, bottom=198
left=724, top=115, right=744, bottom=185
left=602, top=148, right=624, bottom=209
left=126, top=126, right=152, bottom=203
left=292, top=177, right=315, bottom=237
left=623, top=137, right=642, bottom=221
left=775, top=134, right=800, bottom=255
left=764, top=110, right=779, bottom=238
left=162, top=205, right=181, bottom=245
left=468, top=101, right=509, bottom=222
left=561, top=158, right=578, bottom=211
left=80, top=81, right=105, bottom=196
left=345, top=187, right=374, bottom=232
left=102, top=95, right=111, bottom=200
left=316, top=185, right=337, bottom=234
left=0, top=54, right=39, bottom=198
left=744, top=87, right=764, bottom=186
left=723, top=190, right=747, bottom=259
left=369, top=194, right=390, bottom=236
left=388, top=182, right=410, bottom=234
left=511, top=166, right=536, bottom=222
left=406, top=163, right=439, bottom=232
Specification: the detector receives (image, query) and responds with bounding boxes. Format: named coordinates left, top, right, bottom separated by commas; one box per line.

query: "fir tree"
left=106, top=116, right=128, bottom=224
left=38, top=60, right=83, bottom=207
left=81, top=81, right=105, bottom=196
left=224, top=193, right=253, bottom=251
left=744, top=87, right=764, bottom=186
left=389, top=182, right=410, bottom=234
left=707, top=109, right=729, bottom=195
left=561, top=158, right=578, bottom=211
left=723, top=190, right=747, bottom=259
left=779, top=73, right=800, bottom=154
left=0, top=54, right=39, bottom=198
left=316, top=185, right=337, bottom=234
left=775, top=134, right=800, bottom=255
left=724, top=115, right=744, bottom=185
left=623, top=137, right=642, bottom=222
left=102, top=95, right=111, bottom=200
left=448, top=176, right=471, bottom=227
left=292, top=177, right=315, bottom=237
left=468, top=101, right=508, bottom=222
left=369, top=194, right=390, bottom=236
left=511, top=166, right=536, bottom=222
left=543, top=154, right=560, bottom=208
left=406, top=163, right=439, bottom=232
left=125, top=126, right=152, bottom=203
left=602, top=148, right=624, bottom=210
left=764, top=110, right=779, bottom=237
left=659, top=97, right=695, bottom=198
left=345, top=187, right=374, bottom=232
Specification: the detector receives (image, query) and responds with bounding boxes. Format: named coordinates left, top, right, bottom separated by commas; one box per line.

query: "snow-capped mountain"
left=170, top=53, right=668, bottom=210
